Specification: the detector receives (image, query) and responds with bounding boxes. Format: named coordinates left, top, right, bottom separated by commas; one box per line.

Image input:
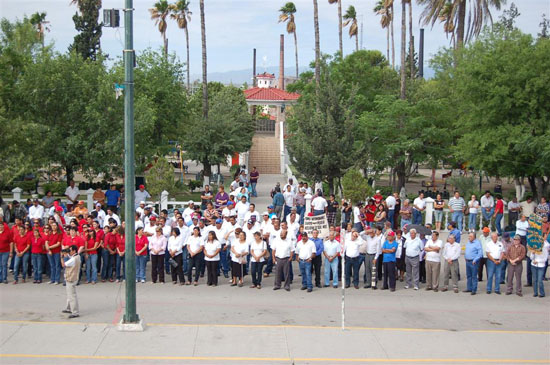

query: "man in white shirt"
left=105, top=208, right=121, bottom=226
left=412, top=193, right=425, bottom=225
left=404, top=229, right=423, bottom=290
left=480, top=191, right=495, bottom=227
left=442, top=235, right=461, bottom=293
left=182, top=201, right=196, bottom=224
left=134, top=185, right=151, bottom=210
left=385, top=193, right=397, bottom=229
left=64, top=180, right=80, bottom=212
left=486, top=232, right=504, bottom=294
left=235, top=196, right=250, bottom=226
left=344, top=231, right=363, bottom=289
left=242, top=219, right=260, bottom=243
left=28, top=199, right=44, bottom=225
left=507, top=197, right=521, bottom=226
left=282, top=185, right=295, bottom=222
left=272, top=230, right=294, bottom=291
left=424, top=231, right=443, bottom=291
left=353, top=203, right=363, bottom=232
left=244, top=203, right=260, bottom=224
left=360, top=229, right=381, bottom=289
left=260, top=212, right=273, bottom=235
left=515, top=215, right=529, bottom=244
left=136, top=201, right=146, bottom=218
left=283, top=178, right=296, bottom=195
left=323, top=232, right=341, bottom=288
left=311, top=192, right=328, bottom=216
left=221, top=202, right=236, bottom=218
left=93, top=203, right=106, bottom=228
left=286, top=209, right=301, bottom=238
left=295, top=233, right=316, bottom=292
left=520, top=196, right=537, bottom=218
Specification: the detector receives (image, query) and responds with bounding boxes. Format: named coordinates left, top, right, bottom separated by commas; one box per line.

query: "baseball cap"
left=387, top=231, right=395, bottom=237
left=139, top=184, right=145, bottom=189
left=262, top=211, right=269, bottom=216
left=139, top=201, right=145, bottom=205
left=247, top=219, right=254, bottom=225
left=188, top=200, right=194, bottom=204
left=227, top=201, right=234, bottom=206
left=149, top=216, right=157, bottom=221
left=482, top=227, right=490, bottom=233
left=215, top=218, right=223, bottom=224
left=267, top=205, right=274, bottom=209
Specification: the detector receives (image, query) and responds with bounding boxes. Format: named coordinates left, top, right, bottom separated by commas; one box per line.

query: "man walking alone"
left=61, top=245, right=81, bottom=318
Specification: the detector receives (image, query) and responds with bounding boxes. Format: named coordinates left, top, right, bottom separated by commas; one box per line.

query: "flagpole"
left=341, top=228, right=346, bottom=331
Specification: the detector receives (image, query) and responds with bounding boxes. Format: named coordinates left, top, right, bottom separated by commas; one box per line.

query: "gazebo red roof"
left=244, top=87, right=300, bottom=102
left=256, top=72, right=275, bottom=79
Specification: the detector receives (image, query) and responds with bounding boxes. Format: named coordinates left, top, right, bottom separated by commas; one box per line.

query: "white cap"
left=139, top=200, right=145, bottom=205
left=376, top=190, right=381, bottom=194
left=188, top=200, right=194, bottom=204
left=262, top=211, right=269, bottom=216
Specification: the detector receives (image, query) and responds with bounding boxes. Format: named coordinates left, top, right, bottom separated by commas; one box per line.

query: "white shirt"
left=211, top=226, right=227, bottom=244
left=425, top=239, right=443, bottom=263
left=405, top=237, right=423, bottom=257
left=95, top=209, right=106, bottom=227
left=468, top=200, right=479, bottom=214
left=272, top=237, right=295, bottom=259
left=64, top=186, right=80, bottom=202
left=287, top=221, right=301, bottom=238
left=364, top=235, right=381, bottom=259
left=480, top=195, right=494, bottom=209
left=413, top=197, right=425, bottom=211
left=443, top=242, right=461, bottom=261
left=283, top=183, right=296, bottom=194
left=268, top=227, right=282, bottom=248
left=323, top=239, right=341, bottom=257
left=311, top=196, right=328, bottom=211
left=353, top=206, right=361, bottom=223
left=295, top=240, right=316, bottom=260
left=222, top=207, right=236, bottom=217
left=105, top=213, right=121, bottom=226
left=204, top=239, right=221, bottom=261
left=520, top=200, right=536, bottom=217
left=386, top=196, right=396, bottom=210
left=242, top=224, right=260, bottom=243
left=244, top=211, right=260, bottom=223
left=515, top=220, right=529, bottom=236
left=486, top=239, right=504, bottom=260
left=250, top=239, right=267, bottom=263
left=260, top=219, right=273, bottom=234
left=134, top=220, right=144, bottom=230
left=508, top=201, right=521, bottom=212
left=235, top=201, right=250, bottom=221
left=529, top=241, right=550, bottom=268
left=283, top=191, right=295, bottom=207
left=29, top=205, right=44, bottom=220
left=168, top=235, right=184, bottom=255
left=144, top=224, right=156, bottom=237
left=344, top=238, right=362, bottom=258
left=183, top=207, right=195, bottom=222
left=186, top=235, right=204, bottom=254
left=231, top=240, right=249, bottom=263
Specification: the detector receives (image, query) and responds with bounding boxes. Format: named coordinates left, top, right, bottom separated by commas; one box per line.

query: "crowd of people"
left=0, top=175, right=549, bottom=302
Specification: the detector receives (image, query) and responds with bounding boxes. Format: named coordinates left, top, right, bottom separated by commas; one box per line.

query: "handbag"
left=168, top=257, right=179, bottom=268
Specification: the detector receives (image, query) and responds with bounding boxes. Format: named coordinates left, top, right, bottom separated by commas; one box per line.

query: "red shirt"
left=11, top=225, right=22, bottom=238
left=95, top=229, right=105, bottom=246
left=495, top=199, right=504, bottom=214
left=0, top=229, right=11, bottom=253
left=63, top=235, right=85, bottom=251
left=116, top=234, right=125, bottom=254
left=104, top=233, right=117, bottom=251
left=365, top=204, right=376, bottom=223
left=13, top=233, right=31, bottom=253
left=86, top=238, right=98, bottom=255
left=47, top=232, right=64, bottom=254
left=135, top=235, right=148, bottom=256
left=373, top=194, right=383, bottom=205
left=31, top=236, right=46, bottom=254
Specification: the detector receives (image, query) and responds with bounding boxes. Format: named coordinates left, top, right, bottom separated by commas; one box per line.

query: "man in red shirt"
left=12, top=225, right=31, bottom=284
left=0, top=222, right=12, bottom=283
left=493, top=194, right=505, bottom=236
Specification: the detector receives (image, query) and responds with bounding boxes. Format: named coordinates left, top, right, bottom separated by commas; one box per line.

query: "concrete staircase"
left=248, top=134, right=280, bottom=174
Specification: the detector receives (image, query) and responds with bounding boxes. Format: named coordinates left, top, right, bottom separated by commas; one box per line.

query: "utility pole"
left=119, top=0, right=142, bottom=331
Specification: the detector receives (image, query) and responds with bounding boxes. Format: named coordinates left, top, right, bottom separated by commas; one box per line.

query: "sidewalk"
left=250, top=173, right=285, bottom=213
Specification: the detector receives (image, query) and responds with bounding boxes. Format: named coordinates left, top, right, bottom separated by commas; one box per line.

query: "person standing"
left=507, top=198, right=521, bottom=227
left=272, top=188, right=285, bottom=220
left=480, top=191, right=495, bottom=229
left=468, top=195, right=480, bottom=233
left=433, top=195, right=445, bottom=232
left=441, top=235, right=461, bottom=293
left=309, top=230, right=324, bottom=288
left=282, top=185, right=295, bottom=222
left=493, top=195, right=505, bottom=236
left=362, top=229, right=381, bottom=289
left=249, top=167, right=259, bottom=198
left=64, top=180, right=80, bottom=212
left=105, top=185, right=121, bottom=213
left=249, top=232, right=267, bottom=289
left=168, top=228, right=185, bottom=285
left=134, top=185, right=151, bottom=210
left=84, top=229, right=99, bottom=284
left=200, top=185, right=213, bottom=211
left=272, top=230, right=294, bottom=291
left=135, top=228, right=148, bottom=283
left=46, top=222, right=63, bottom=285
left=0, top=222, right=11, bottom=283
left=478, top=227, right=491, bottom=282
left=464, top=232, right=483, bottom=295
left=30, top=228, right=45, bottom=284
left=311, top=191, right=328, bottom=217
left=485, top=232, right=504, bottom=294
left=12, top=225, right=31, bottom=284
left=381, top=231, right=398, bottom=291
left=529, top=238, right=549, bottom=298
left=424, top=231, right=442, bottom=292
left=343, top=231, right=362, bottom=289
left=448, top=191, right=466, bottom=232
left=230, top=231, right=249, bottom=287
left=326, top=195, right=339, bottom=227
left=114, top=226, right=125, bottom=283
left=404, top=229, right=423, bottom=290
left=505, top=236, right=526, bottom=296
left=295, top=233, right=316, bottom=292
left=186, top=227, right=204, bottom=286
left=149, top=226, right=167, bottom=284
left=60, top=245, right=81, bottom=318
left=385, top=193, right=397, bottom=228
left=323, top=231, right=340, bottom=288
left=399, top=200, right=413, bottom=229
left=519, top=196, right=537, bottom=218
left=412, top=193, right=425, bottom=225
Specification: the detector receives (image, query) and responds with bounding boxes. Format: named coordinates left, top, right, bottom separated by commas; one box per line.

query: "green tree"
left=170, top=0, right=192, bottom=90
left=342, top=169, right=372, bottom=204
left=69, top=0, right=102, bottom=60
left=278, top=2, right=299, bottom=79
left=146, top=157, right=176, bottom=200
left=343, top=5, right=359, bottom=52
left=150, top=0, right=171, bottom=58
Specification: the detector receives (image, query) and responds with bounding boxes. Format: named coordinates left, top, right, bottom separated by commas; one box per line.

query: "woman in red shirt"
left=135, top=227, right=149, bottom=283
left=493, top=194, right=505, bottom=236
left=101, top=226, right=116, bottom=282
left=84, top=229, right=99, bottom=284
left=45, top=222, right=64, bottom=284
left=13, top=225, right=31, bottom=284
left=92, top=221, right=104, bottom=275
left=0, top=223, right=12, bottom=283
left=114, top=226, right=125, bottom=282
left=31, top=229, right=46, bottom=283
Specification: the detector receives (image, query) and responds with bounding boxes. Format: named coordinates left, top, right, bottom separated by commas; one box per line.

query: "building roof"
left=243, top=87, right=300, bottom=102
left=256, top=72, right=275, bottom=79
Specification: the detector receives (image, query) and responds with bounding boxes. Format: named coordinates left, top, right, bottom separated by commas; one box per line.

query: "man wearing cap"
left=478, top=227, right=491, bottom=282
left=136, top=201, right=146, bottom=218
left=29, top=199, right=44, bottom=226
left=222, top=201, right=236, bottom=218
left=464, top=232, right=483, bottom=295
left=64, top=180, right=80, bottom=212
left=373, top=190, right=383, bottom=206
left=266, top=205, right=276, bottom=220
left=505, top=235, right=526, bottom=296
left=134, top=185, right=151, bottom=210
left=260, top=212, right=273, bottom=234
left=73, top=201, right=88, bottom=217
left=105, top=185, right=121, bottom=213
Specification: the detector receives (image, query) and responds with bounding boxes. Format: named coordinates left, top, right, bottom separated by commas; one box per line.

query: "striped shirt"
left=448, top=197, right=466, bottom=211
left=506, top=243, right=526, bottom=262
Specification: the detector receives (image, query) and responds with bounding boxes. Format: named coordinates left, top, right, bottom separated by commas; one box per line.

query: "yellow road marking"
left=0, top=354, right=548, bottom=363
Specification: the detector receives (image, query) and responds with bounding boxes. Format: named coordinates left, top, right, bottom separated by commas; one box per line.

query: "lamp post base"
left=117, top=319, right=146, bottom=332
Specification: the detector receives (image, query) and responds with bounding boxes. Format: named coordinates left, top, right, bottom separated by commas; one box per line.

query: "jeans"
left=500, top=260, right=507, bottom=283
left=0, top=252, right=9, bottom=282
left=182, top=246, right=189, bottom=275
left=296, top=205, right=305, bottom=225
left=412, top=210, right=422, bottom=225
left=101, top=250, right=114, bottom=280
left=486, top=260, right=502, bottom=293
left=85, top=254, right=98, bottom=283
left=466, top=260, right=479, bottom=292
left=299, top=260, right=313, bottom=289
left=400, top=218, right=411, bottom=229
left=532, top=266, right=545, bottom=297
left=324, top=257, right=339, bottom=287
left=115, top=254, right=125, bottom=280
left=219, top=246, right=230, bottom=275
left=136, top=255, right=147, bottom=281
left=31, top=253, right=44, bottom=281
left=495, top=213, right=503, bottom=235
left=387, top=210, right=395, bottom=228
left=250, top=182, right=257, bottom=197
left=344, top=256, right=360, bottom=287
left=14, top=252, right=30, bottom=281
left=353, top=222, right=364, bottom=233
left=313, top=209, right=324, bottom=216
left=251, top=261, right=264, bottom=286
left=482, top=208, right=494, bottom=226
left=468, top=213, right=477, bottom=231
left=283, top=205, right=292, bottom=222
left=452, top=212, right=463, bottom=231
left=47, top=253, right=61, bottom=283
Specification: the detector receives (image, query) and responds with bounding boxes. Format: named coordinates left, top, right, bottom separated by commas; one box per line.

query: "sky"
left=1, top=0, right=549, bottom=78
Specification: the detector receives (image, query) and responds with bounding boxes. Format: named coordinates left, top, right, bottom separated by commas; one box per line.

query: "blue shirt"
left=449, top=228, right=461, bottom=243
left=310, top=238, right=324, bottom=256
left=105, top=189, right=121, bottom=206
left=272, top=193, right=284, bottom=207
left=382, top=240, right=398, bottom=262
left=465, top=239, right=483, bottom=263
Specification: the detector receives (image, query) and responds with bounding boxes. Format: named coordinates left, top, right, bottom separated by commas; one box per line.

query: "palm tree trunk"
left=200, top=0, right=208, bottom=119
left=313, top=0, right=320, bottom=89
left=456, top=0, right=466, bottom=48
left=163, top=32, right=168, bottom=58
left=386, top=26, right=390, bottom=63
left=355, top=33, right=359, bottom=52
left=185, top=26, right=190, bottom=91
left=408, top=1, right=414, bottom=79
left=399, top=0, right=406, bottom=100
left=391, top=3, right=395, bottom=68
left=293, top=30, right=299, bottom=79
left=337, top=0, right=343, bottom=56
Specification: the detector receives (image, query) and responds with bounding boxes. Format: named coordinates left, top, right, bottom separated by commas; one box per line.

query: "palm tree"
left=407, top=0, right=414, bottom=78
left=374, top=0, right=391, bottom=63
left=170, top=0, right=192, bottom=90
left=313, top=0, right=320, bottom=88
left=149, top=0, right=171, bottom=57
left=399, top=0, right=406, bottom=100
left=29, top=12, right=50, bottom=48
left=418, top=0, right=504, bottom=48
left=343, top=6, right=359, bottom=52
left=278, top=2, right=299, bottom=79
left=387, top=0, right=396, bottom=68
left=199, top=0, right=208, bottom=119
left=438, top=2, right=456, bottom=47
left=328, top=0, right=343, bottom=56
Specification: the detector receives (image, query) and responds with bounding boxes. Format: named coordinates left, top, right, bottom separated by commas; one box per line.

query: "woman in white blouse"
left=468, top=195, right=480, bottom=233
left=204, top=231, right=222, bottom=286
left=167, top=227, right=185, bottom=285
left=186, top=227, right=204, bottom=286
left=230, top=231, right=249, bottom=287
left=249, top=231, right=267, bottom=289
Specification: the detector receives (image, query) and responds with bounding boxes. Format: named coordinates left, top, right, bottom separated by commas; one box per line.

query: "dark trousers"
left=170, top=253, right=184, bottom=283
left=205, top=260, right=219, bottom=285
left=344, top=256, right=360, bottom=287
left=383, top=261, right=396, bottom=289
left=377, top=255, right=383, bottom=280
left=251, top=261, right=264, bottom=286
left=101, top=251, right=114, bottom=280
left=274, top=257, right=291, bottom=289
left=151, top=254, right=165, bottom=283
left=187, top=252, right=204, bottom=283
left=420, top=260, right=426, bottom=283
left=478, top=257, right=487, bottom=281
left=311, top=255, right=322, bottom=286
left=264, top=246, right=273, bottom=274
